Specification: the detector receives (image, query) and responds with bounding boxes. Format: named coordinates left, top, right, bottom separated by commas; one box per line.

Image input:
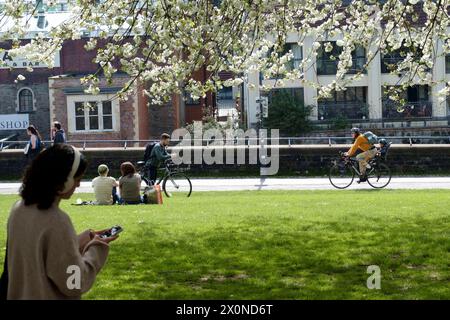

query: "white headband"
left=69, top=147, right=81, bottom=179
left=62, top=146, right=81, bottom=193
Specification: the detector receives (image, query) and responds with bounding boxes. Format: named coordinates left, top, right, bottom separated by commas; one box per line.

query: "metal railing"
left=318, top=102, right=369, bottom=120
left=382, top=101, right=433, bottom=119
left=0, top=134, right=19, bottom=150
left=1, top=135, right=449, bottom=151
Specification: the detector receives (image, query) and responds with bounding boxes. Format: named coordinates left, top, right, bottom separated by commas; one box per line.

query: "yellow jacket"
left=348, top=134, right=371, bottom=157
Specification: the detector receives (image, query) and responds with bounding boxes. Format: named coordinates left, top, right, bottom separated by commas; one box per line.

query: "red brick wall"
left=60, top=39, right=100, bottom=74
left=183, top=66, right=215, bottom=124
left=48, top=75, right=139, bottom=147
left=137, top=82, right=150, bottom=143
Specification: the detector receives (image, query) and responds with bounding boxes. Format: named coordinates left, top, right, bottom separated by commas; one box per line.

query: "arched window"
left=18, top=88, right=34, bottom=112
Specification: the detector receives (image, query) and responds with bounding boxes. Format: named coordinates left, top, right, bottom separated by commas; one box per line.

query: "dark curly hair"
left=120, top=162, right=136, bottom=178
left=20, top=144, right=88, bottom=210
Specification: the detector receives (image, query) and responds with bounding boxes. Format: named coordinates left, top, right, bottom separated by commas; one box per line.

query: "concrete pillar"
left=303, top=36, right=318, bottom=120
left=432, top=39, right=447, bottom=119
left=244, top=71, right=261, bottom=128
left=367, top=46, right=382, bottom=121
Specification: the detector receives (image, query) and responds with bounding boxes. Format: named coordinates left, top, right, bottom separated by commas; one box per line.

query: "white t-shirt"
left=92, top=176, right=117, bottom=205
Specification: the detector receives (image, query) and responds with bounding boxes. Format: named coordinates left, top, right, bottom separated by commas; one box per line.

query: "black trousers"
left=148, top=165, right=158, bottom=185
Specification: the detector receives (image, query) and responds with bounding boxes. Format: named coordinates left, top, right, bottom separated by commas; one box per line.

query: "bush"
left=183, top=106, right=237, bottom=137
left=330, top=114, right=350, bottom=130
left=262, top=90, right=312, bottom=135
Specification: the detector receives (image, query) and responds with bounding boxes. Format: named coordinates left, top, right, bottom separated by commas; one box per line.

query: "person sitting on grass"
left=118, top=162, right=142, bottom=204
left=92, top=164, right=119, bottom=205
left=0, top=144, right=118, bottom=300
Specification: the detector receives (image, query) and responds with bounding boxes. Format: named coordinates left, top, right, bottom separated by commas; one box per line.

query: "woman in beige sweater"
left=2, top=144, right=118, bottom=300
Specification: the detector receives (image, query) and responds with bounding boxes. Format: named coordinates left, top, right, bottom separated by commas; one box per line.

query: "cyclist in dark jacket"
left=146, top=133, right=172, bottom=184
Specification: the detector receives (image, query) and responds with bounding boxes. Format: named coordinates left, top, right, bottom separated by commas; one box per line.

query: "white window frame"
left=67, top=94, right=120, bottom=133
left=16, top=87, right=36, bottom=113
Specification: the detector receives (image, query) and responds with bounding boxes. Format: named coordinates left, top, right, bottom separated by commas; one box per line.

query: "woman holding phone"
left=1, top=144, right=118, bottom=300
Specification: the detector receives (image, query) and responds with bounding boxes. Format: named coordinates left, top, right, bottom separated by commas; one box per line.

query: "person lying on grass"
left=3, top=144, right=118, bottom=300
left=92, top=164, right=119, bottom=205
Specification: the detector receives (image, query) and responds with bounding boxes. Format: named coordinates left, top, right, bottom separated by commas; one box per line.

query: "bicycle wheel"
left=329, top=163, right=355, bottom=189
left=367, top=163, right=391, bottom=188
left=162, top=172, right=192, bottom=197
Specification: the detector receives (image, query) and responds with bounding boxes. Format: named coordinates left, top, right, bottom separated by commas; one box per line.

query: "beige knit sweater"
left=6, top=200, right=110, bottom=300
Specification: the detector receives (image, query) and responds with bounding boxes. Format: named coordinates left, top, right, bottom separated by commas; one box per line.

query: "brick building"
left=0, top=34, right=187, bottom=143
left=0, top=7, right=221, bottom=144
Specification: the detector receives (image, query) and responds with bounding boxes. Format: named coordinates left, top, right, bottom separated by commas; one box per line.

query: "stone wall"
left=0, top=83, right=51, bottom=140
left=1, top=145, right=449, bottom=180
left=48, top=75, right=137, bottom=144
left=148, top=99, right=178, bottom=139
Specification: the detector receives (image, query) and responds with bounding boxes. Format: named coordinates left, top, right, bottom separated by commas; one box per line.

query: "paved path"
left=0, top=177, right=450, bottom=194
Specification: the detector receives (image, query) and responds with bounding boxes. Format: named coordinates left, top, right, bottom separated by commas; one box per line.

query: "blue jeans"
left=112, top=187, right=119, bottom=204
left=117, top=195, right=144, bottom=205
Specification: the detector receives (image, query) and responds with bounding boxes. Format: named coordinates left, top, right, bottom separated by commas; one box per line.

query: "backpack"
left=363, top=131, right=378, bottom=145
left=143, top=142, right=156, bottom=162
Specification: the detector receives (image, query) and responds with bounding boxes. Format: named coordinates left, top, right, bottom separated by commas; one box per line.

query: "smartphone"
left=99, top=225, right=123, bottom=239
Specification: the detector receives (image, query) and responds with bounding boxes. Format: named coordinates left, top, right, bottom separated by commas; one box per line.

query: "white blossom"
left=0, top=0, right=447, bottom=103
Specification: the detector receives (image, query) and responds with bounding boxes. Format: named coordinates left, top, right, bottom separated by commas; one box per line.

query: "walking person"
left=146, top=133, right=172, bottom=185
left=24, top=125, right=43, bottom=163
left=0, top=144, right=118, bottom=300
left=52, top=121, right=66, bottom=144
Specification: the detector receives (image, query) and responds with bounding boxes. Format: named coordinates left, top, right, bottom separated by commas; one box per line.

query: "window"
left=446, top=54, right=450, bottom=74
left=37, top=16, right=48, bottom=29
left=381, top=50, right=404, bottom=73
left=216, top=86, right=235, bottom=110
left=102, top=101, right=113, bottom=129
left=217, top=87, right=233, bottom=101
left=381, top=45, right=430, bottom=74
left=382, top=85, right=432, bottom=119
left=267, top=88, right=304, bottom=112
left=318, top=87, right=368, bottom=120
left=18, top=88, right=34, bottom=112
left=267, top=43, right=303, bottom=78
left=75, top=102, right=86, bottom=131
left=447, top=96, right=450, bottom=118
left=72, top=100, right=116, bottom=132
left=45, top=0, right=70, bottom=12
left=283, top=43, right=302, bottom=71
left=268, top=88, right=304, bottom=105
left=317, top=42, right=366, bottom=75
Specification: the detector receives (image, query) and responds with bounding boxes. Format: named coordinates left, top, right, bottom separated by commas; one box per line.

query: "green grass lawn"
left=0, top=190, right=449, bottom=300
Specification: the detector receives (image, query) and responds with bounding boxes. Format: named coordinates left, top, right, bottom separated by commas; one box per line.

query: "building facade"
left=244, top=32, right=450, bottom=132
left=0, top=7, right=197, bottom=143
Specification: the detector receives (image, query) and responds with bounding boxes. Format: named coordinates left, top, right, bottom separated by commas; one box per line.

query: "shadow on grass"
left=88, top=213, right=449, bottom=300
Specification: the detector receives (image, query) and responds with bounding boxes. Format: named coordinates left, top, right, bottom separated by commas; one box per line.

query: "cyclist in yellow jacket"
left=344, top=128, right=378, bottom=183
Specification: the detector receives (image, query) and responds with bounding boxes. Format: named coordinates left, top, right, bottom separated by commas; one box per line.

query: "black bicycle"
left=328, top=150, right=392, bottom=189
left=137, top=160, right=192, bottom=198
